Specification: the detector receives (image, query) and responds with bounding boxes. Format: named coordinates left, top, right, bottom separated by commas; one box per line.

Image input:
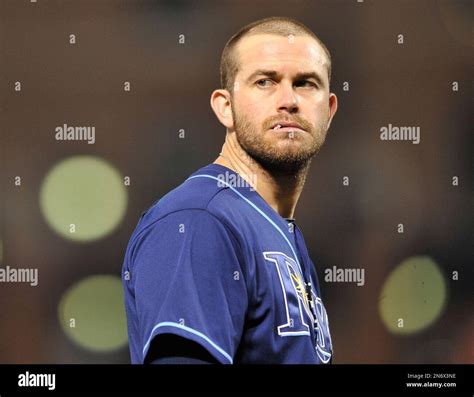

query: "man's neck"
left=213, top=133, right=310, bottom=219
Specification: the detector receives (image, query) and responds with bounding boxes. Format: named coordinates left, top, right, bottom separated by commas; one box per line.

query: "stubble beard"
left=231, top=106, right=329, bottom=176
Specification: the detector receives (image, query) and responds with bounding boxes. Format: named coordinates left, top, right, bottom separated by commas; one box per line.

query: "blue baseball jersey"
left=122, top=163, right=333, bottom=364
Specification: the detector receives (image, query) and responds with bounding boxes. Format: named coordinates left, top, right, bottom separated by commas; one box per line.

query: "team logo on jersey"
left=288, top=266, right=314, bottom=321
left=263, top=251, right=332, bottom=363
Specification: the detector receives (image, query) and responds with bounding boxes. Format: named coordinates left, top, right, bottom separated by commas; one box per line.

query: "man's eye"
left=256, top=79, right=272, bottom=87
left=295, top=80, right=317, bottom=88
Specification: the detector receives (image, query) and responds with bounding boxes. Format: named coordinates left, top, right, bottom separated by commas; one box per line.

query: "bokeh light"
left=379, top=256, right=447, bottom=335
left=59, top=275, right=128, bottom=352
left=40, top=156, right=127, bottom=242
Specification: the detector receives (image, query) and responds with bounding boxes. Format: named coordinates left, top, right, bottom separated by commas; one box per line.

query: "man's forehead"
left=236, top=33, right=328, bottom=73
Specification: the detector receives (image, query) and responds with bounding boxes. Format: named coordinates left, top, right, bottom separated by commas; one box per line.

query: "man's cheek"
left=243, top=100, right=263, bottom=115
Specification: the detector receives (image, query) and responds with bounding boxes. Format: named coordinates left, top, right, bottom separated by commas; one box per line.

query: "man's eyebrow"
left=245, top=70, right=325, bottom=87
left=245, top=70, right=280, bottom=83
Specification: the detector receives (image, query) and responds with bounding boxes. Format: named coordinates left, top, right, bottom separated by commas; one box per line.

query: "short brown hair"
left=220, top=16, right=332, bottom=94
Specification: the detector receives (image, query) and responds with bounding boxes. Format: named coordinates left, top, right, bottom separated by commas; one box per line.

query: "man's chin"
left=246, top=148, right=316, bottom=174
left=235, top=128, right=322, bottom=174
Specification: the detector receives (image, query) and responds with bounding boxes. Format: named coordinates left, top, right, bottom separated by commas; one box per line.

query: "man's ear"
left=326, top=93, right=338, bottom=130
left=210, top=89, right=234, bottom=129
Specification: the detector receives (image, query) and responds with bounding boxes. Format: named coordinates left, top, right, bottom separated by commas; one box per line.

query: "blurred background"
left=0, top=0, right=472, bottom=364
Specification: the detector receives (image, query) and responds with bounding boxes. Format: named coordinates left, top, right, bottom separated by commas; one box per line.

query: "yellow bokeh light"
left=59, top=275, right=128, bottom=352
left=379, top=256, right=447, bottom=335
left=40, top=155, right=127, bottom=242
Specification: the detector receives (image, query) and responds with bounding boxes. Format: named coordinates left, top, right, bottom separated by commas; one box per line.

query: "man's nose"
left=276, top=82, right=299, bottom=113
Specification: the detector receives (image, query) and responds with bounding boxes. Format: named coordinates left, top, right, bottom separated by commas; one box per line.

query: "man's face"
left=231, top=34, right=334, bottom=172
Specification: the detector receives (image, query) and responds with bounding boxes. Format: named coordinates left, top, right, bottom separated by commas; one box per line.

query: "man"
left=122, top=16, right=338, bottom=364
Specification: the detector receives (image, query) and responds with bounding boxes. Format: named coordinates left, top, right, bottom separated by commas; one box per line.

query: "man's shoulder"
left=135, top=164, right=245, bottom=234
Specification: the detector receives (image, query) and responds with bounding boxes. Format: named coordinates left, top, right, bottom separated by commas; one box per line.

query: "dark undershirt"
left=146, top=334, right=219, bottom=365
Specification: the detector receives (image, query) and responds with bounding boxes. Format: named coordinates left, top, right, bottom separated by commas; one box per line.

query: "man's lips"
left=271, top=122, right=306, bottom=132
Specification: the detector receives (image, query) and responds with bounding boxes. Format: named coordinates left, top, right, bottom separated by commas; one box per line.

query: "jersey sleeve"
left=129, top=209, right=248, bottom=364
